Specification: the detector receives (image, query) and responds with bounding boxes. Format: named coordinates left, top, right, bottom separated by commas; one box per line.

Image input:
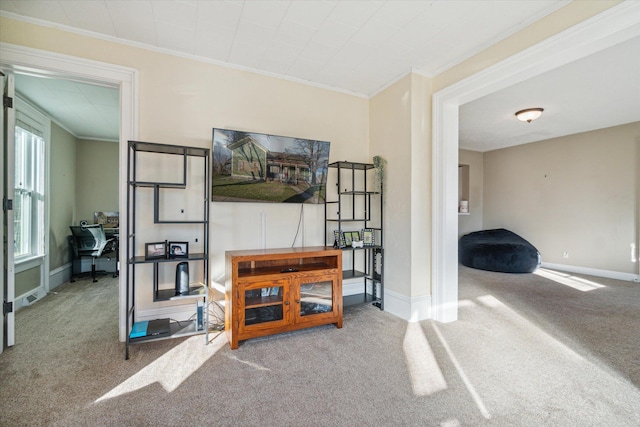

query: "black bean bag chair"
left=459, top=228, right=541, bottom=273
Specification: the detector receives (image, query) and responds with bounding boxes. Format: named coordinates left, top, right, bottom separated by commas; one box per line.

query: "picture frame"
left=333, top=230, right=346, bottom=248
left=93, top=211, right=119, bottom=229
left=350, top=231, right=361, bottom=242
left=212, top=128, right=331, bottom=204
left=362, top=229, right=375, bottom=246
left=343, top=231, right=353, bottom=247
left=145, top=241, right=167, bottom=260
left=169, top=241, right=189, bottom=258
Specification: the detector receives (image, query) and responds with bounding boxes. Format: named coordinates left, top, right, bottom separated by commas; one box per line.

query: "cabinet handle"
left=295, top=300, right=300, bottom=304
left=284, top=301, right=289, bottom=305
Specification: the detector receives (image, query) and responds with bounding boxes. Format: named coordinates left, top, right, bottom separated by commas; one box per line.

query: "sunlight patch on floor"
left=95, top=332, right=227, bottom=403
left=458, top=299, right=477, bottom=308
left=534, top=268, right=605, bottom=292
left=431, top=323, right=491, bottom=419
left=476, top=294, right=584, bottom=362
left=227, top=354, right=271, bottom=370
left=403, top=322, right=447, bottom=396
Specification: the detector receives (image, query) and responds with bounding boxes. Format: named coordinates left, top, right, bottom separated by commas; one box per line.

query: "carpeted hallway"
left=1, top=267, right=639, bottom=426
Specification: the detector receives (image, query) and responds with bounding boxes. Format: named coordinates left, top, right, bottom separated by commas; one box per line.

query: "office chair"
left=69, top=224, right=115, bottom=282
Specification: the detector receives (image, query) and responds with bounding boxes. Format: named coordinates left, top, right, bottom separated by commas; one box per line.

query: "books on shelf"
left=130, top=321, right=148, bottom=338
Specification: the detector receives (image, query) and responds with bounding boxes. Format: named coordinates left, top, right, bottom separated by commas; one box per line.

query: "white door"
left=2, top=71, right=16, bottom=351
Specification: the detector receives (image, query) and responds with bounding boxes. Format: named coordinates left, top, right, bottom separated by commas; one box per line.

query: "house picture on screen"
left=212, top=128, right=330, bottom=204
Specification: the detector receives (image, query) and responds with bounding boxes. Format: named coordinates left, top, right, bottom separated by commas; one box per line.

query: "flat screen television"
left=212, top=128, right=331, bottom=204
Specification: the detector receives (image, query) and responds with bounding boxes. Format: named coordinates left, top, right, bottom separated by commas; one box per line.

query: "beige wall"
left=369, top=72, right=433, bottom=309
left=458, top=149, right=484, bottom=238
left=49, top=122, right=76, bottom=270
left=483, top=122, right=639, bottom=274
left=75, top=139, right=119, bottom=225
left=370, top=74, right=413, bottom=297
left=409, top=74, right=432, bottom=299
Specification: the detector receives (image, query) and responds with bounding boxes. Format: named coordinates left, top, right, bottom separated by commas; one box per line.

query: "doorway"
left=0, top=43, right=137, bottom=346
left=431, top=2, right=640, bottom=323
left=14, top=73, right=119, bottom=294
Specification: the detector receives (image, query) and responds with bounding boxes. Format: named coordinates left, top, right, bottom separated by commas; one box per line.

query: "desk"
left=105, top=226, right=119, bottom=254
left=69, top=228, right=119, bottom=278
left=104, top=227, right=119, bottom=239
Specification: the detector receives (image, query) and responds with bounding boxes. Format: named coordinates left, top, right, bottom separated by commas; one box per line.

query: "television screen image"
left=212, top=128, right=331, bottom=204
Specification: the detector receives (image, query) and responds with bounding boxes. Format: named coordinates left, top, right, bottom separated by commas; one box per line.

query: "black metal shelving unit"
left=325, top=161, right=384, bottom=310
left=125, top=141, right=210, bottom=359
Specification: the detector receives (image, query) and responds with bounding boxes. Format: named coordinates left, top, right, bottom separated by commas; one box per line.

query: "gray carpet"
left=1, top=266, right=639, bottom=426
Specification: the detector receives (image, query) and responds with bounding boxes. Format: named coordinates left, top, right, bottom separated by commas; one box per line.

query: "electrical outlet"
left=563, top=251, right=569, bottom=259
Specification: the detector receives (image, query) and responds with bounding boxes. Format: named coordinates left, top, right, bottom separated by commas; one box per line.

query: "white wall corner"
left=383, top=288, right=431, bottom=321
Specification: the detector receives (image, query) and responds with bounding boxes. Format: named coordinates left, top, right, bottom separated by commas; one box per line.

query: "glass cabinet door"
left=295, top=274, right=337, bottom=324
left=241, top=279, right=288, bottom=330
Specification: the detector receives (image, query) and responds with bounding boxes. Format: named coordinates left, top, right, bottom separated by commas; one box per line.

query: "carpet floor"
left=1, top=266, right=639, bottom=426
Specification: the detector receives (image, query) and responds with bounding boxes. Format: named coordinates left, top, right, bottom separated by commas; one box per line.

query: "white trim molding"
left=49, top=263, right=72, bottom=291
left=541, top=262, right=640, bottom=283
left=383, top=288, right=431, bottom=322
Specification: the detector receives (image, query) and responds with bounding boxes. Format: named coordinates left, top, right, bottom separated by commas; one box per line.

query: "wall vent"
left=22, top=293, right=39, bottom=306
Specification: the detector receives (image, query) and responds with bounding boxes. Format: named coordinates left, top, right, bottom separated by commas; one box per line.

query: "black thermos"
left=175, top=262, right=189, bottom=295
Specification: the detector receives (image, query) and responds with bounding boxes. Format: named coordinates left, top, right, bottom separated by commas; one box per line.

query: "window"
left=14, top=99, right=47, bottom=261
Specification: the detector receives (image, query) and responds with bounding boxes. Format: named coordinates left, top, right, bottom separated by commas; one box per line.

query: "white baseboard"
left=49, top=263, right=72, bottom=291
left=384, top=288, right=432, bottom=322
left=343, top=279, right=431, bottom=321
left=14, top=287, right=47, bottom=312
left=541, top=262, right=639, bottom=283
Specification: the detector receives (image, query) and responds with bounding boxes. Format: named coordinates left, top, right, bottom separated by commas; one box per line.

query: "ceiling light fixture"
left=515, top=108, right=544, bottom=123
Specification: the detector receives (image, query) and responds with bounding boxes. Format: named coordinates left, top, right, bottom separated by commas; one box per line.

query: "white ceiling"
left=1, top=1, right=638, bottom=150
left=459, top=34, right=640, bottom=152
left=1, top=0, right=569, bottom=95
left=14, top=73, right=120, bottom=141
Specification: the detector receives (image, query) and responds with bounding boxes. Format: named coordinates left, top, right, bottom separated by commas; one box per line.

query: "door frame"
left=431, top=1, right=640, bottom=322
left=2, top=71, right=15, bottom=351
left=0, top=42, right=138, bottom=341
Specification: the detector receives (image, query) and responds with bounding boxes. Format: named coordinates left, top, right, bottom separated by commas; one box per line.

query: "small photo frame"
left=362, top=229, right=375, bottom=246
left=169, top=241, right=189, bottom=258
left=343, top=231, right=353, bottom=247
left=333, top=230, right=346, bottom=248
left=350, top=231, right=360, bottom=242
left=94, top=211, right=119, bottom=229
left=145, top=241, right=167, bottom=260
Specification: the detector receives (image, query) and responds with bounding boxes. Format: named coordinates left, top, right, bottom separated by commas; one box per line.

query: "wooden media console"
left=225, top=246, right=343, bottom=349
